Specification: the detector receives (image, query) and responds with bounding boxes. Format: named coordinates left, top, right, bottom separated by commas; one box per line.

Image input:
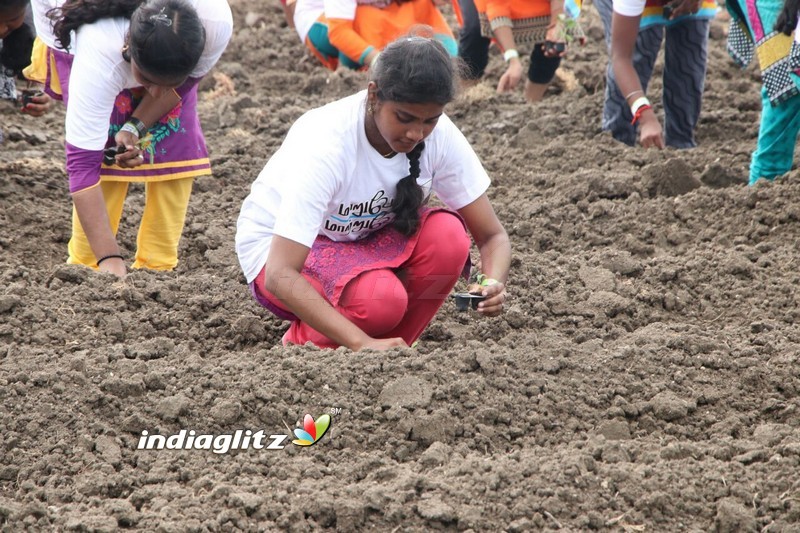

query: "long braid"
left=776, top=0, right=800, bottom=34
left=392, top=142, right=425, bottom=236
left=50, top=0, right=144, bottom=50
left=368, top=34, right=460, bottom=234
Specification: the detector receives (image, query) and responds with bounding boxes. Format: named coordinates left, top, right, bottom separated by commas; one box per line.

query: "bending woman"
left=236, top=35, right=511, bottom=351
left=31, top=0, right=232, bottom=277
left=599, top=0, right=715, bottom=148
left=304, top=0, right=457, bottom=70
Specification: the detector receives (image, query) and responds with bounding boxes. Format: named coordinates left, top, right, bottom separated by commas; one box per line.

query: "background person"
left=30, top=0, right=232, bottom=277
left=0, top=0, right=51, bottom=136
left=468, top=0, right=585, bottom=101
left=727, top=0, right=800, bottom=183
left=598, top=0, right=716, bottom=148
left=303, top=0, right=457, bottom=70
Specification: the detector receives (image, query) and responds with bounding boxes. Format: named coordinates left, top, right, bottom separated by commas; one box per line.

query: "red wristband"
left=631, top=104, right=652, bottom=125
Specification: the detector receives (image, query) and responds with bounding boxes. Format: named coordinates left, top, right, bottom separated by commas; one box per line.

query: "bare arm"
left=610, top=12, right=664, bottom=148
left=493, top=25, right=524, bottom=93
left=264, top=235, right=408, bottom=350
left=72, top=186, right=127, bottom=277
left=113, top=89, right=182, bottom=166
left=458, top=194, right=511, bottom=316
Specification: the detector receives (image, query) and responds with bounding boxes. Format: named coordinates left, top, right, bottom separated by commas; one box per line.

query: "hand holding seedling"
left=544, top=20, right=568, bottom=58
left=112, top=129, right=146, bottom=168
left=19, top=90, right=52, bottom=117
left=467, top=275, right=507, bottom=317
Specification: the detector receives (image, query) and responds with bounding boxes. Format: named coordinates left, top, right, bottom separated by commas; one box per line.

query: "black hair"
left=775, top=0, right=799, bottom=35
left=0, top=0, right=29, bottom=15
left=51, top=0, right=205, bottom=80
left=0, top=22, right=34, bottom=78
left=0, top=0, right=33, bottom=77
left=129, top=0, right=205, bottom=80
left=51, top=0, right=143, bottom=49
left=369, top=32, right=458, bottom=236
left=0, top=0, right=29, bottom=12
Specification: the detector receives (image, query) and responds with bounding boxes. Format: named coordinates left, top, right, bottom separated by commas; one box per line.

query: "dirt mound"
left=1, top=2, right=799, bottom=531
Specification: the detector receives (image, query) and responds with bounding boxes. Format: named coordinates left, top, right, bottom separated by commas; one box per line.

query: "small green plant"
left=136, top=133, right=155, bottom=164
left=557, top=13, right=578, bottom=44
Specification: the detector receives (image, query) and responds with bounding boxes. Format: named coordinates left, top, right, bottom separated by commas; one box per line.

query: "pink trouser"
left=256, top=212, right=471, bottom=349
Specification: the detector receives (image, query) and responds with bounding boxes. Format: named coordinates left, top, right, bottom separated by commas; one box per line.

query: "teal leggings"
left=751, top=87, right=800, bottom=185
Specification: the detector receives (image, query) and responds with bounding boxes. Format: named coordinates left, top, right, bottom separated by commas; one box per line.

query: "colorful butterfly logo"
left=291, top=414, right=331, bottom=446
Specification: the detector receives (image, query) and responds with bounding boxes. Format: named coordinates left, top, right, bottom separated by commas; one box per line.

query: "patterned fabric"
left=45, top=47, right=212, bottom=183
left=791, top=40, right=800, bottom=71
left=727, top=19, right=755, bottom=66
left=250, top=207, right=471, bottom=321
left=639, top=0, right=717, bottom=29
left=0, top=40, right=18, bottom=101
left=356, top=0, right=393, bottom=7
left=726, top=0, right=800, bottom=106
left=478, top=13, right=585, bottom=45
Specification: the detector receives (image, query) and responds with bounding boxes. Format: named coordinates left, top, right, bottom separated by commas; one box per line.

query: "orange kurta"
left=474, top=0, right=552, bottom=24
left=328, top=0, right=456, bottom=66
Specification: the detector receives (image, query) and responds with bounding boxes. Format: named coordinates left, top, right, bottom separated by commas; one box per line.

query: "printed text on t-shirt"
left=324, top=190, right=394, bottom=234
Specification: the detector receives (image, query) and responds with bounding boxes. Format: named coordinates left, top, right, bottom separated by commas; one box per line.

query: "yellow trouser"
left=68, top=177, right=194, bottom=270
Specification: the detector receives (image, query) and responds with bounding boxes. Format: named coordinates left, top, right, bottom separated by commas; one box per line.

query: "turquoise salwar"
left=750, top=86, right=800, bottom=184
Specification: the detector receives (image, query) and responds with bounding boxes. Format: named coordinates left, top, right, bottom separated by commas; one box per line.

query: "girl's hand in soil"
left=98, top=256, right=127, bottom=278
left=497, top=59, right=523, bottom=93
left=20, top=93, right=52, bottom=117
left=113, top=130, right=145, bottom=168
left=638, top=109, right=665, bottom=149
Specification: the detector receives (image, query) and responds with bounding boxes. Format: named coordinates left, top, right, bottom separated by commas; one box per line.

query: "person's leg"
left=133, top=177, right=193, bottom=270
left=525, top=44, right=561, bottom=102
left=749, top=88, right=800, bottom=184
left=662, top=17, right=710, bottom=148
left=67, top=181, right=128, bottom=267
left=383, top=211, right=471, bottom=345
left=595, top=0, right=635, bottom=144
left=457, top=0, right=491, bottom=81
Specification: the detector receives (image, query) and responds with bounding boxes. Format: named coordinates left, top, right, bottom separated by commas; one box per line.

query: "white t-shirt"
left=294, top=0, right=324, bottom=43
left=31, top=0, right=232, bottom=151
left=324, top=0, right=357, bottom=20
left=236, top=91, right=491, bottom=283
left=612, top=0, right=646, bottom=17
